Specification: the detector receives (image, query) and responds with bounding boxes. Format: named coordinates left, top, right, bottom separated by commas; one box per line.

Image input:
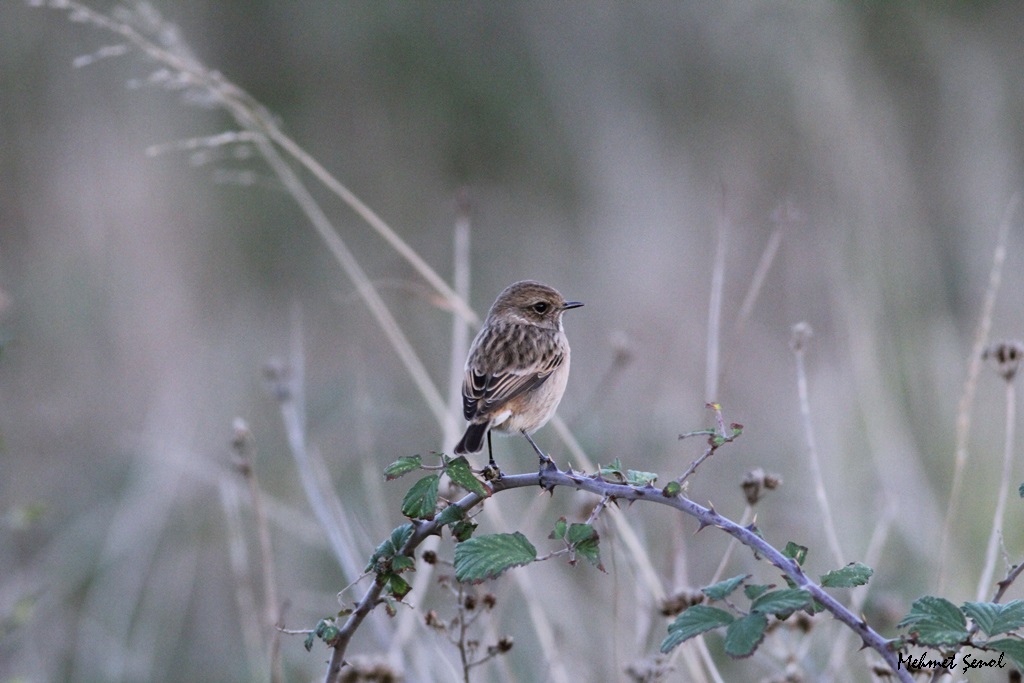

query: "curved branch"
left=322, top=464, right=910, bottom=683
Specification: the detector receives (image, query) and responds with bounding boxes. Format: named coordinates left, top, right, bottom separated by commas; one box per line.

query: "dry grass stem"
left=938, top=193, right=1018, bottom=590
left=790, top=322, right=845, bottom=567
left=975, top=376, right=1017, bottom=602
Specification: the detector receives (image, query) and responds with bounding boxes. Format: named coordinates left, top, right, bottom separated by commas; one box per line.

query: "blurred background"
left=4, top=1, right=1024, bottom=681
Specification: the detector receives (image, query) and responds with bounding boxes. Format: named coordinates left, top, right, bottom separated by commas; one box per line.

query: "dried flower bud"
left=983, top=340, right=1024, bottom=381
left=742, top=467, right=783, bottom=505
left=790, top=322, right=813, bottom=352
left=659, top=589, right=705, bottom=617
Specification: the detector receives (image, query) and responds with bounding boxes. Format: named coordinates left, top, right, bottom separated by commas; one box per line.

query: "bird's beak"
left=562, top=301, right=584, bottom=311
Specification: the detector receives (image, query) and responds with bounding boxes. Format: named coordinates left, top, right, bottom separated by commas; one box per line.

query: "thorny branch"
left=320, top=462, right=910, bottom=683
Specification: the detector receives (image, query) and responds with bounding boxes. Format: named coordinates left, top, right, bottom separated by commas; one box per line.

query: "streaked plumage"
left=454, top=280, right=582, bottom=461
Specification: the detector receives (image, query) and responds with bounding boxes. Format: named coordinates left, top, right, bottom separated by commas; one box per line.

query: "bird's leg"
left=522, top=431, right=555, bottom=469
left=480, top=430, right=504, bottom=479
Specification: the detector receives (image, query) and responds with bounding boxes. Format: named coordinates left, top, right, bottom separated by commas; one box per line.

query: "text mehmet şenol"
left=898, top=650, right=1006, bottom=674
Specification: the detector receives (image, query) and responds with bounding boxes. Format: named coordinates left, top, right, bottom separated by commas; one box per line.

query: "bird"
left=454, top=280, right=583, bottom=469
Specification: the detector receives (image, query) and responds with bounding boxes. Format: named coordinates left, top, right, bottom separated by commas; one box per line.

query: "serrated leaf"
left=317, top=620, right=339, bottom=643
left=451, top=520, right=477, bottom=542
left=567, top=523, right=602, bottom=569
left=821, top=562, right=874, bottom=588
left=724, top=612, right=768, bottom=658
left=702, top=574, right=750, bottom=601
left=401, top=475, right=440, bottom=519
left=366, top=524, right=414, bottom=571
left=627, top=469, right=658, bottom=486
left=435, top=503, right=465, bottom=527
left=783, top=542, right=808, bottom=566
left=566, top=523, right=596, bottom=545
left=445, top=456, right=490, bottom=497
left=454, top=532, right=537, bottom=583
left=897, top=596, right=969, bottom=646
left=550, top=516, right=568, bottom=540
left=744, top=584, right=773, bottom=601
left=387, top=573, right=411, bottom=600
left=390, top=555, right=415, bottom=573
left=983, top=638, right=1024, bottom=671
left=384, top=455, right=422, bottom=480
left=963, top=600, right=1024, bottom=638
left=660, top=605, right=735, bottom=653
left=390, top=523, right=414, bottom=551
left=599, top=458, right=626, bottom=483
left=750, top=589, right=812, bottom=618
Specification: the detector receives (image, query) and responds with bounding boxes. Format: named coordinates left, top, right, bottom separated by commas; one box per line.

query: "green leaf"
left=451, top=520, right=477, bottom=542
left=390, top=555, right=415, bottom=573
left=662, top=481, right=681, bottom=497
left=983, top=638, right=1024, bottom=671
left=454, top=532, right=537, bottom=583
left=724, top=612, right=768, bottom=658
left=445, top=456, right=490, bottom=497
left=750, top=589, right=812, bottom=618
left=567, top=523, right=603, bottom=570
left=702, top=574, right=750, bottom=601
left=387, top=573, right=411, bottom=600
left=963, top=600, right=1024, bottom=638
left=384, top=455, right=422, bottom=480
left=550, top=516, right=568, bottom=540
left=435, top=503, right=465, bottom=527
left=897, top=596, right=969, bottom=646
left=660, top=605, right=735, bottom=653
left=304, top=631, right=315, bottom=652
left=744, top=584, right=773, bottom=601
left=566, top=522, right=596, bottom=545
left=313, top=618, right=339, bottom=646
left=401, top=475, right=440, bottom=519
left=599, top=458, right=626, bottom=483
left=626, top=469, right=658, bottom=486
left=366, top=523, right=414, bottom=571
left=390, top=523, right=414, bottom=551
left=782, top=542, right=808, bottom=566
left=821, top=562, right=874, bottom=588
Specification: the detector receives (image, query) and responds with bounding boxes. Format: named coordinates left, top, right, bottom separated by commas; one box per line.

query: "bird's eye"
left=531, top=301, right=550, bottom=314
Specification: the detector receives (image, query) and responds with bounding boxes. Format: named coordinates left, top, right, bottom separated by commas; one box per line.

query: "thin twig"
left=992, top=560, right=1024, bottom=604
left=676, top=404, right=739, bottom=485
left=231, top=420, right=284, bottom=683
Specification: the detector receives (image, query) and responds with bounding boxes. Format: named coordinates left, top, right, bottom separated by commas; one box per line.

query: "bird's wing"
left=462, top=350, right=564, bottom=421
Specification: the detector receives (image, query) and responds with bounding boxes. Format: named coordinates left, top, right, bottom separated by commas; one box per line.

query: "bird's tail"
left=454, top=422, right=489, bottom=454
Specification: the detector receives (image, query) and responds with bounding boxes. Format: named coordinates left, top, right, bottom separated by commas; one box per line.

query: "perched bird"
left=454, top=280, right=583, bottom=468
